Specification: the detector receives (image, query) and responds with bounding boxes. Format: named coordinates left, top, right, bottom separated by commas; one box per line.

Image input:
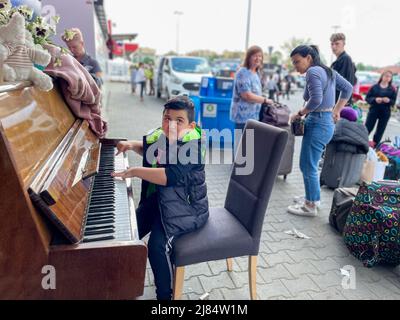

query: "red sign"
left=124, top=43, right=139, bottom=53
left=112, top=42, right=139, bottom=56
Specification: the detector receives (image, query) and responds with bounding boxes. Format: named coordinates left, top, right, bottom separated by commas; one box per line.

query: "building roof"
left=112, top=34, right=138, bottom=42
left=94, top=0, right=108, bottom=38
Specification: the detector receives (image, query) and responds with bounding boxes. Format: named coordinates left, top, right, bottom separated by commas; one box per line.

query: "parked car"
left=356, top=71, right=381, bottom=95
left=156, top=56, right=212, bottom=99
left=211, top=58, right=241, bottom=78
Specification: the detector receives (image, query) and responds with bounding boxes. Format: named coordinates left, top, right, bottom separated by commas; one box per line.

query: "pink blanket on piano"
left=44, top=45, right=107, bottom=138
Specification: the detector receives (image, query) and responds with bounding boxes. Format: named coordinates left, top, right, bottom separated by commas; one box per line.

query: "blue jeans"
left=300, top=112, right=334, bottom=202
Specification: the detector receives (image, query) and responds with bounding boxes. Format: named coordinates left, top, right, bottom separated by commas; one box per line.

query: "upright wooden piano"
left=0, top=81, right=147, bottom=299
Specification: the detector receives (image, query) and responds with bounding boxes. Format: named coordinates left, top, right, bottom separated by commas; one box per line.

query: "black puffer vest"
left=140, top=127, right=209, bottom=240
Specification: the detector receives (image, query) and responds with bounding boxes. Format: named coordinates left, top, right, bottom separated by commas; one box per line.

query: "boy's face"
left=162, top=109, right=195, bottom=141
left=331, top=40, right=345, bottom=57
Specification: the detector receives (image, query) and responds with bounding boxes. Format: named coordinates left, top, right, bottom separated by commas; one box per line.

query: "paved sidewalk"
left=105, top=82, right=400, bottom=300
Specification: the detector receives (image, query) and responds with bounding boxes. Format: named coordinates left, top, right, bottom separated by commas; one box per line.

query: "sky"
left=105, top=0, right=400, bottom=67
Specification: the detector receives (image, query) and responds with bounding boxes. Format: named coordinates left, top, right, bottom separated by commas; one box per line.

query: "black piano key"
left=83, top=235, right=115, bottom=243
left=87, top=210, right=114, bottom=215
left=88, top=204, right=115, bottom=210
left=84, top=228, right=115, bottom=236
left=87, top=216, right=114, bottom=223
left=86, top=218, right=114, bottom=226
left=87, top=213, right=114, bottom=219
left=89, top=196, right=115, bottom=201
left=90, top=195, right=115, bottom=199
left=85, top=224, right=115, bottom=231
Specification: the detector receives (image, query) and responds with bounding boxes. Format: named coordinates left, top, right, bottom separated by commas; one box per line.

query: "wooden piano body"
left=0, top=82, right=147, bottom=299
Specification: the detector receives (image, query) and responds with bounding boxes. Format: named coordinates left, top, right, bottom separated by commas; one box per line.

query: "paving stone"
left=185, top=263, right=213, bottom=279
left=284, top=260, right=321, bottom=277
left=286, top=292, right=313, bottom=300
left=308, top=270, right=344, bottom=290
left=258, top=280, right=293, bottom=299
left=363, top=278, right=400, bottom=298
left=339, top=282, right=380, bottom=300
left=281, top=276, right=320, bottom=296
left=260, top=251, right=295, bottom=267
left=258, top=263, right=295, bottom=284
left=258, top=241, right=273, bottom=254
left=221, top=285, right=252, bottom=300
left=198, top=273, right=236, bottom=292
left=227, top=270, right=266, bottom=288
left=308, top=287, right=347, bottom=300
left=186, top=288, right=225, bottom=300
left=286, top=248, right=320, bottom=263
left=309, top=257, right=342, bottom=274
left=182, top=276, right=205, bottom=295
left=311, top=244, right=351, bottom=259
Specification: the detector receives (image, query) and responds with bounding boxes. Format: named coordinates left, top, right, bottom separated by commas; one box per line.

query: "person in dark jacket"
left=365, top=70, right=398, bottom=147
left=112, top=96, right=209, bottom=300
left=330, top=33, right=357, bottom=103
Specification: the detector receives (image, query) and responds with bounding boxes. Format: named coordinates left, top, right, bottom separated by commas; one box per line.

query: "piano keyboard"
left=82, top=144, right=133, bottom=243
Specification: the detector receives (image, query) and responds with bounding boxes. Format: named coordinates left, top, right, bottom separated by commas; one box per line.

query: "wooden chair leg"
left=173, top=266, right=185, bottom=300
left=248, top=256, right=257, bottom=300
left=226, top=258, right=233, bottom=272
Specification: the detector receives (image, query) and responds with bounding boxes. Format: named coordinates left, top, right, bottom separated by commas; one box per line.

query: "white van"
left=156, top=56, right=212, bottom=99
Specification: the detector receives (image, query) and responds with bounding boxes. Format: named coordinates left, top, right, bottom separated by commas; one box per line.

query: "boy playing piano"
left=112, top=96, right=209, bottom=300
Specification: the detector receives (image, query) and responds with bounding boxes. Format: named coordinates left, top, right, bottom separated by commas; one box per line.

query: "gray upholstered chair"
left=172, top=119, right=289, bottom=300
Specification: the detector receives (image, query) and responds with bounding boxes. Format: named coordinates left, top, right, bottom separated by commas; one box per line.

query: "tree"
left=281, top=37, right=312, bottom=71
left=356, top=63, right=376, bottom=71
left=137, top=47, right=156, bottom=56
left=164, top=50, right=178, bottom=56
left=186, top=49, right=219, bottom=61
left=221, top=50, right=244, bottom=60
left=264, top=50, right=283, bottom=65
left=281, top=37, right=312, bottom=57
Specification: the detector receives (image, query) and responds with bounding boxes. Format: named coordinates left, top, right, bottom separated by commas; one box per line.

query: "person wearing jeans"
left=288, top=45, right=353, bottom=217
left=300, top=112, right=335, bottom=202
left=365, top=70, right=397, bottom=148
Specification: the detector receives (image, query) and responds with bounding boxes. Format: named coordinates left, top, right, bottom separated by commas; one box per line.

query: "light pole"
left=245, top=0, right=252, bottom=50
left=268, top=46, right=274, bottom=63
left=174, top=11, right=183, bottom=54
left=332, top=25, right=341, bottom=34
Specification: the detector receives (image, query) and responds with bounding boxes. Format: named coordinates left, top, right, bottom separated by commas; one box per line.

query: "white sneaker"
left=287, top=204, right=318, bottom=217
left=293, top=196, right=321, bottom=210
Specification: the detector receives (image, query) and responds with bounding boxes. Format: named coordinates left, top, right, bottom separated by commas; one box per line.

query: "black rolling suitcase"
left=320, top=143, right=366, bottom=189
left=329, top=187, right=358, bottom=233
left=277, top=125, right=295, bottom=180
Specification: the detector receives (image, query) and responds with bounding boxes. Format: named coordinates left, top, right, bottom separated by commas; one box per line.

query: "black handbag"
left=291, top=118, right=305, bottom=136
left=291, top=101, right=306, bottom=136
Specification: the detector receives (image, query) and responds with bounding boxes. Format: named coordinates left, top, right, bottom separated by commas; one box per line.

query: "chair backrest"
left=224, top=120, right=288, bottom=251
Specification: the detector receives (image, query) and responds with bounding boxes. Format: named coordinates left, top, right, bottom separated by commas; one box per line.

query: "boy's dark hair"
left=164, top=96, right=195, bottom=123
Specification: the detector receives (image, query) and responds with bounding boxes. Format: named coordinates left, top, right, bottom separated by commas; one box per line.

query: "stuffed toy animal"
left=0, top=12, right=53, bottom=91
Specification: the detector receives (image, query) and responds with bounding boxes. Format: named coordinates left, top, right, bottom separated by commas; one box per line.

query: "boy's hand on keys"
left=111, top=171, right=126, bottom=180
left=115, top=141, right=132, bottom=156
